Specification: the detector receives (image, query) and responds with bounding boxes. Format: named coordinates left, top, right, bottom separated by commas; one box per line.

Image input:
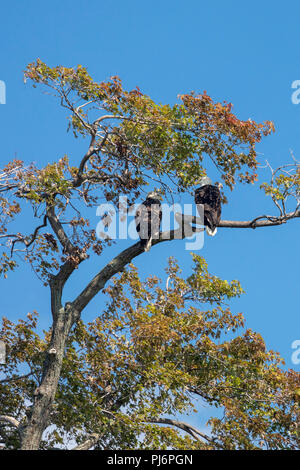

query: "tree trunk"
left=20, top=308, right=74, bottom=450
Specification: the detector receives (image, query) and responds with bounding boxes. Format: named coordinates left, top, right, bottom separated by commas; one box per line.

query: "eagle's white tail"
left=206, top=227, right=217, bottom=237
left=144, top=237, right=152, bottom=251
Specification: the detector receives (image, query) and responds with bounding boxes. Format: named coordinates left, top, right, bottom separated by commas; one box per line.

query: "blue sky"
left=0, top=0, right=299, bottom=387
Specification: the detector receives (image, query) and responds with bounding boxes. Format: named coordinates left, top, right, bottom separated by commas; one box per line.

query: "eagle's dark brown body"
left=135, top=196, right=162, bottom=251
left=195, top=184, right=222, bottom=236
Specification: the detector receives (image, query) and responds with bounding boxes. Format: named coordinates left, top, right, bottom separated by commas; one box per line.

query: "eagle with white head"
left=195, top=177, right=223, bottom=236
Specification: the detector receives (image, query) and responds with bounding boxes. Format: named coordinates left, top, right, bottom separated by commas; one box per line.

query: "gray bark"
left=20, top=306, right=75, bottom=449
left=16, top=208, right=300, bottom=449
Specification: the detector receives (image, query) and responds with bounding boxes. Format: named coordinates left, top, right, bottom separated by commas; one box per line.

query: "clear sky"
left=0, top=0, right=299, bottom=390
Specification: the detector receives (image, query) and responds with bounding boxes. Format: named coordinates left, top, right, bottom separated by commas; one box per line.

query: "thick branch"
left=71, top=232, right=172, bottom=315
left=71, top=209, right=299, bottom=315
left=71, top=417, right=214, bottom=450
left=147, top=418, right=214, bottom=445
left=46, top=204, right=87, bottom=317
left=0, top=415, right=20, bottom=429
left=46, top=205, right=75, bottom=254
left=76, top=140, right=97, bottom=181
left=73, top=433, right=103, bottom=451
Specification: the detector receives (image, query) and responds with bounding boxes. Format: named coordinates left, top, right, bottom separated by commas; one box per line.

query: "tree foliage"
left=0, top=60, right=299, bottom=450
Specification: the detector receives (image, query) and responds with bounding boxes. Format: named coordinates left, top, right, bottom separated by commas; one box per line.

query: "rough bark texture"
left=16, top=209, right=300, bottom=449
left=20, top=307, right=75, bottom=450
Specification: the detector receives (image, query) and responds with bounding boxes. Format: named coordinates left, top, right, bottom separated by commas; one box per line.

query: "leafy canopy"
left=1, top=256, right=299, bottom=449
left=0, top=61, right=299, bottom=450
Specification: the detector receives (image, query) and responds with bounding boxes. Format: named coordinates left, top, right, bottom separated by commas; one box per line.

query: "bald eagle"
left=195, top=177, right=223, bottom=236
left=135, top=191, right=163, bottom=251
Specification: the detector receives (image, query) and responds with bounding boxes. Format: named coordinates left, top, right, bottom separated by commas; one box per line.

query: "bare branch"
left=72, top=433, right=103, bottom=451
left=219, top=210, right=300, bottom=228
left=0, top=415, right=20, bottom=429
left=60, top=89, right=94, bottom=133
left=10, top=215, right=48, bottom=256
left=75, top=132, right=109, bottom=185
left=46, top=205, right=75, bottom=254
left=0, top=372, right=35, bottom=384
left=93, top=114, right=124, bottom=126
left=147, top=417, right=214, bottom=445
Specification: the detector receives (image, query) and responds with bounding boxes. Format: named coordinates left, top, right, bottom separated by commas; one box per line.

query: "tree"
left=0, top=60, right=299, bottom=450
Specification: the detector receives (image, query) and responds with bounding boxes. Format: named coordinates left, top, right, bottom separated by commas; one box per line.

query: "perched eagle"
left=195, top=177, right=223, bottom=236
left=135, top=191, right=163, bottom=251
